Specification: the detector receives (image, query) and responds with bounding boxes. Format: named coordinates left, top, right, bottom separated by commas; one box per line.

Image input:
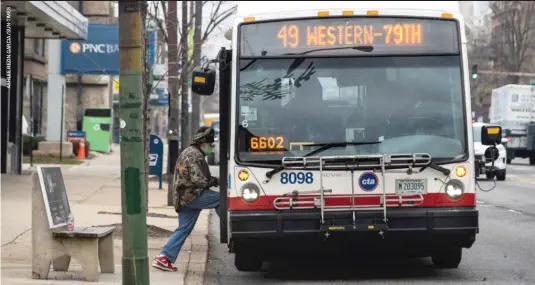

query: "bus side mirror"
left=191, top=66, right=216, bottom=96
left=481, top=125, right=502, bottom=146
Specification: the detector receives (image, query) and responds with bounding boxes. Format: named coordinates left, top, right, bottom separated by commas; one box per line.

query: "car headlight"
left=445, top=179, right=464, bottom=199
left=240, top=183, right=260, bottom=202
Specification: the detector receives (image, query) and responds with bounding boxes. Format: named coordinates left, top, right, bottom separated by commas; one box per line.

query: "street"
left=204, top=160, right=535, bottom=285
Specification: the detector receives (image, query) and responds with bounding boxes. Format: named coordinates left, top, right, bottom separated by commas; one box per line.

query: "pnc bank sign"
left=69, top=42, right=119, bottom=54
left=61, top=23, right=155, bottom=76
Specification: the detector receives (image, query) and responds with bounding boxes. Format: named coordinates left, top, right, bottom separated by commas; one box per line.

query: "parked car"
left=473, top=122, right=508, bottom=181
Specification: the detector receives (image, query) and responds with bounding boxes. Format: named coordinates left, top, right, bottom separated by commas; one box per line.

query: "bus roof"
left=236, top=1, right=461, bottom=19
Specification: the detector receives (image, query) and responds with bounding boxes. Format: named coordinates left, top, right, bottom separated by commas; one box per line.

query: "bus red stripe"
left=228, top=193, right=476, bottom=211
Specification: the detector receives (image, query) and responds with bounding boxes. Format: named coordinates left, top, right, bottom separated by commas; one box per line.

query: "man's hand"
left=211, top=176, right=219, bottom=187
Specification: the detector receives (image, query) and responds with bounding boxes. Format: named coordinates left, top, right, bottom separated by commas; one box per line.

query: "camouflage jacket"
left=173, top=145, right=217, bottom=212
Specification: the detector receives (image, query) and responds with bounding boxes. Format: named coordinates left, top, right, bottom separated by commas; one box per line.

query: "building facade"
left=20, top=2, right=115, bottom=144
left=64, top=1, right=116, bottom=133
left=1, top=1, right=88, bottom=174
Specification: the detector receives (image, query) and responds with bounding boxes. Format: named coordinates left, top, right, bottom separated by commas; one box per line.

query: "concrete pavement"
left=477, top=158, right=535, bottom=216
left=1, top=145, right=211, bottom=285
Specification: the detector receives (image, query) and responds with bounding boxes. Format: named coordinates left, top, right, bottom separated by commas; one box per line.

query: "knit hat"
left=191, top=126, right=215, bottom=145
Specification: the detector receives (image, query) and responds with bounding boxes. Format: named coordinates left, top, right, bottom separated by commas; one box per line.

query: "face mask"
left=202, top=144, right=213, bottom=155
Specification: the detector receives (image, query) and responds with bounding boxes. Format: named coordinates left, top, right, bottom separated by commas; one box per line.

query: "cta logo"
left=358, top=172, right=378, bottom=192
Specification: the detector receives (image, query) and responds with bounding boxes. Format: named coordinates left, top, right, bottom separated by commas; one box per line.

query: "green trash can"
left=82, top=108, right=112, bottom=153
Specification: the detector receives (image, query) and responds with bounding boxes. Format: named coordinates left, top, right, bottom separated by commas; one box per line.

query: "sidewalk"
left=1, top=145, right=210, bottom=285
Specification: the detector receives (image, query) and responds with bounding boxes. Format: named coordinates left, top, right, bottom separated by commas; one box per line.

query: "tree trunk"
left=166, top=0, right=180, bottom=206
left=179, top=1, right=190, bottom=152
left=141, top=1, right=150, bottom=210
left=191, top=1, right=202, bottom=130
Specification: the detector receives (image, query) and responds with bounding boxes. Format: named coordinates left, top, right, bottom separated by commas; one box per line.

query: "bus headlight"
left=445, top=179, right=464, bottom=199
left=240, top=183, right=260, bottom=202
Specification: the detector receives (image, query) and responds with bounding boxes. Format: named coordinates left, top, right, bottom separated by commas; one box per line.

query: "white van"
left=473, top=122, right=508, bottom=180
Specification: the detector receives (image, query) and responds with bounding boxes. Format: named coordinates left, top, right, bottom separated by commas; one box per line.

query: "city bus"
left=191, top=1, right=503, bottom=272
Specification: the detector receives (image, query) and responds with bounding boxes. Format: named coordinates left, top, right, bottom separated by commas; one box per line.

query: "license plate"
left=395, top=179, right=427, bottom=195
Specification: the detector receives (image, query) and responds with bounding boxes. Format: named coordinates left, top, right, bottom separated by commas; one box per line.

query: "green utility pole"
left=118, top=2, right=150, bottom=284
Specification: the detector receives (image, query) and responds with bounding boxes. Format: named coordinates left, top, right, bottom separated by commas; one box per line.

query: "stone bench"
left=31, top=171, right=116, bottom=282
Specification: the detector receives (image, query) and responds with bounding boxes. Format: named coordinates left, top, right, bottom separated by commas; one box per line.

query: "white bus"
left=191, top=1, right=503, bottom=272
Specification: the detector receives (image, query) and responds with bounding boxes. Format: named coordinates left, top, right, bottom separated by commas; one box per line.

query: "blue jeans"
left=161, top=189, right=220, bottom=263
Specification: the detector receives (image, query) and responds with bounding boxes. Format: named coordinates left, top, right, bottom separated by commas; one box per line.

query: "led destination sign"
left=240, top=17, right=459, bottom=56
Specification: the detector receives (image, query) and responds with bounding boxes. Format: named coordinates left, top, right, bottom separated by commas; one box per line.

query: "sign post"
left=149, top=134, right=164, bottom=189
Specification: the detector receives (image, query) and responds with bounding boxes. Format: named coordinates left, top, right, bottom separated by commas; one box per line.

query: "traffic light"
left=471, top=64, right=478, bottom=79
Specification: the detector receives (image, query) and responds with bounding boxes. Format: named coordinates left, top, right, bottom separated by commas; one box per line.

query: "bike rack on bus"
left=272, top=153, right=432, bottom=237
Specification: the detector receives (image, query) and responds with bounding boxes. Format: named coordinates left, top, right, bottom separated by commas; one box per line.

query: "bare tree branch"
left=488, top=1, right=535, bottom=83
left=142, top=1, right=237, bottom=94
left=148, top=1, right=168, bottom=44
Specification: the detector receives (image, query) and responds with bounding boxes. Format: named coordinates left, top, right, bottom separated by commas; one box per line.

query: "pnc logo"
left=69, top=42, right=81, bottom=54
left=358, top=172, right=378, bottom=192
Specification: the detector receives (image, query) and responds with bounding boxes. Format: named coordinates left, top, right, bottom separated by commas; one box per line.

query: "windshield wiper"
left=419, top=160, right=451, bottom=176
left=264, top=141, right=381, bottom=182
left=283, top=45, right=374, bottom=56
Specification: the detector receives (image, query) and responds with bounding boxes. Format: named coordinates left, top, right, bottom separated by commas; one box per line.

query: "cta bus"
left=191, top=1, right=503, bottom=272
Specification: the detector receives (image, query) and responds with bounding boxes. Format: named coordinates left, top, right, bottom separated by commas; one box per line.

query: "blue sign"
left=149, top=134, right=164, bottom=189
left=61, top=23, right=156, bottom=75
left=156, top=87, right=168, bottom=105
left=67, top=130, right=85, bottom=139
left=358, top=172, right=378, bottom=192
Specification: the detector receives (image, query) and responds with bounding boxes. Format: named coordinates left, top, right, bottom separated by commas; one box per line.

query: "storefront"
left=1, top=1, right=88, bottom=174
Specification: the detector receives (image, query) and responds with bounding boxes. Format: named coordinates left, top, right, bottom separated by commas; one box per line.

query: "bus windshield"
left=235, top=17, right=466, bottom=164
left=236, top=56, right=467, bottom=163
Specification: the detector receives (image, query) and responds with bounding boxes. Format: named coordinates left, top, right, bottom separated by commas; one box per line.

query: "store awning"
left=2, top=1, right=88, bottom=40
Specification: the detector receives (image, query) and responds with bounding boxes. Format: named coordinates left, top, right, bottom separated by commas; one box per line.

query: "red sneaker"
left=152, top=256, right=178, bottom=272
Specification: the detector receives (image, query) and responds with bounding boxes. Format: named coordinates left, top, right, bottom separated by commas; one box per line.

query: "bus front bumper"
left=229, top=207, right=478, bottom=251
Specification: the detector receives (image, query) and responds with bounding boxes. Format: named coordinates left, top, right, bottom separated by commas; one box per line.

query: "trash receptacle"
left=82, top=108, right=112, bottom=153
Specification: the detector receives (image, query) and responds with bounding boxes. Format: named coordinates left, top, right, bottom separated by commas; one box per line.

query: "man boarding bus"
left=190, top=2, right=503, bottom=272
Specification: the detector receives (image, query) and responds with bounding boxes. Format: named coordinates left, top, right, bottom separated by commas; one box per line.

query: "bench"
left=31, top=170, right=116, bottom=282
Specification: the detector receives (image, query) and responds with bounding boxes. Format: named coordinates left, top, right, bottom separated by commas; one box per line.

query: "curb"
left=184, top=210, right=211, bottom=285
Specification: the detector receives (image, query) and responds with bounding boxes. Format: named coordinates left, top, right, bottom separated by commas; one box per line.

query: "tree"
left=191, top=1, right=203, bottom=131
left=468, top=28, right=498, bottom=106
left=141, top=1, right=150, bottom=210
left=146, top=1, right=237, bottom=192
left=149, top=1, right=237, bottom=75
left=180, top=0, right=190, bottom=153
left=489, top=1, right=535, bottom=84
